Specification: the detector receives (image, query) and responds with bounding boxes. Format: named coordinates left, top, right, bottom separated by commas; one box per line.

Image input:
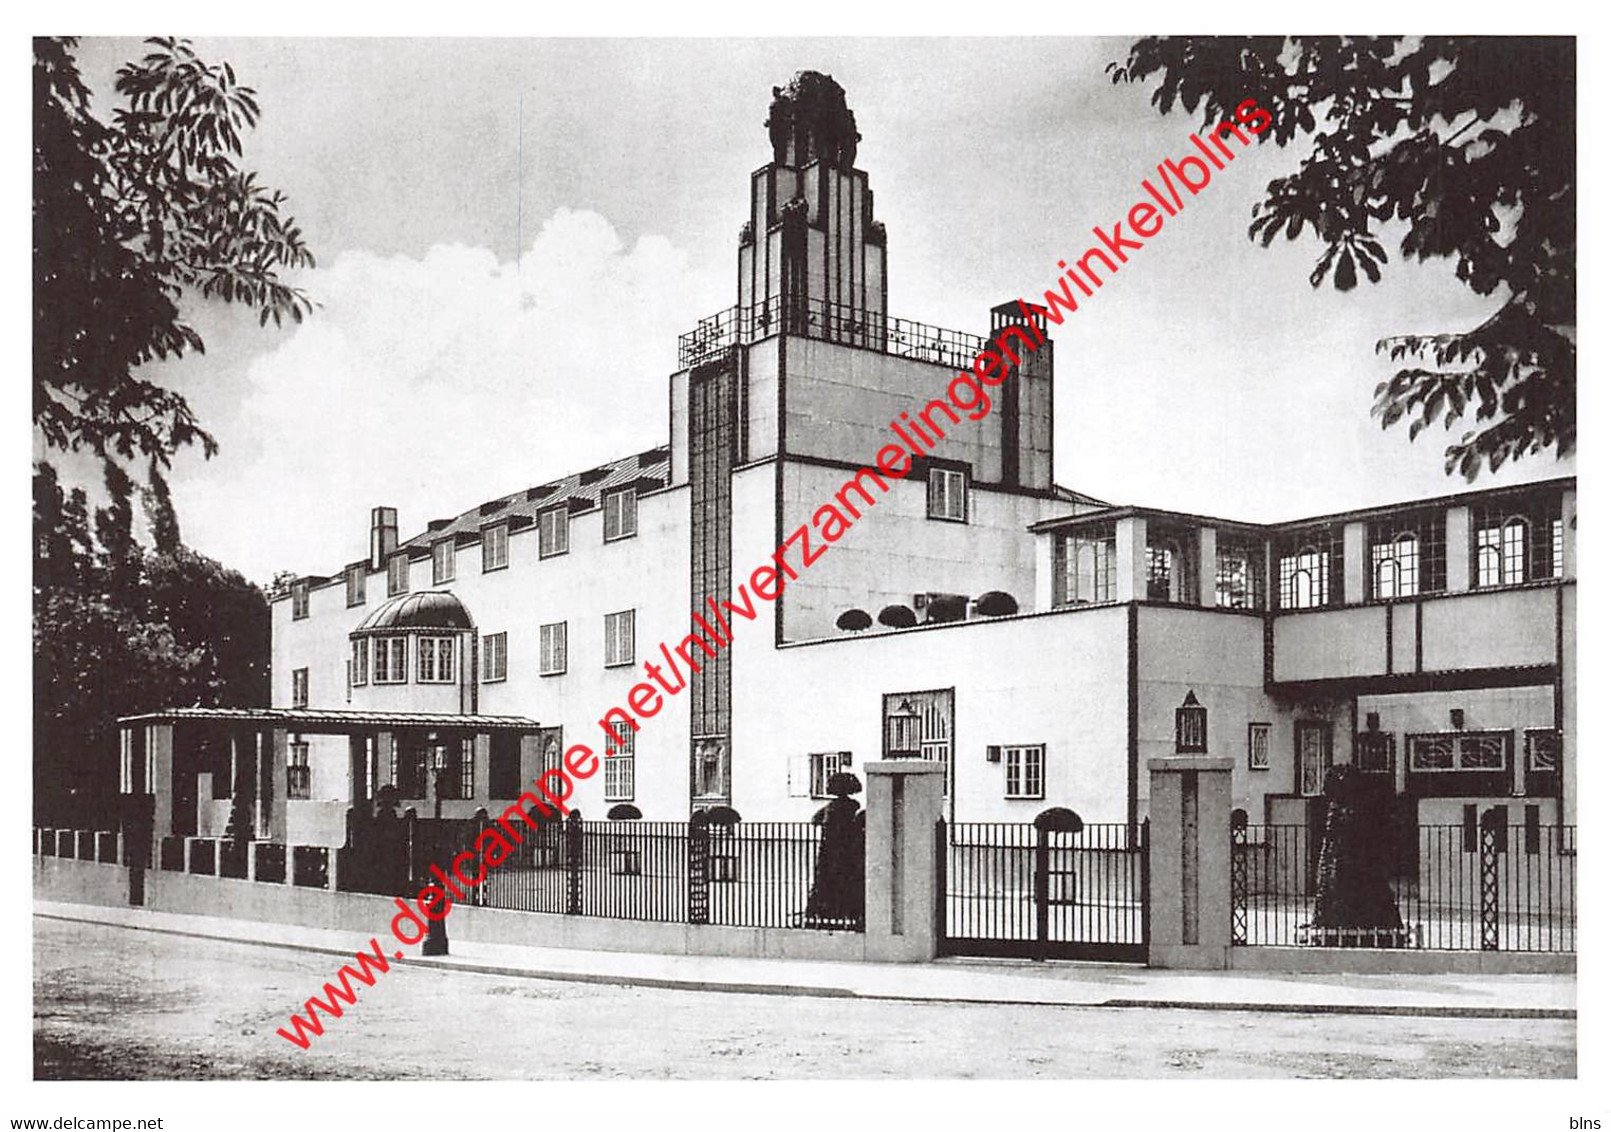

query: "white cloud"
left=179, top=208, right=723, bottom=582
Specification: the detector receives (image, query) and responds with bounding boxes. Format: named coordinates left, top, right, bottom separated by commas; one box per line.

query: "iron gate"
left=937, top=818, right=1149, bottom=962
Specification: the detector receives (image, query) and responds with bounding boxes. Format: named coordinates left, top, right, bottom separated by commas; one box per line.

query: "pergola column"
left=268, top=728, right=290, bottom=843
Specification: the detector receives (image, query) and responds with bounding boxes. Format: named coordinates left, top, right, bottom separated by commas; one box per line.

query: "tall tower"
left=737, top=72, right=887, bottom=343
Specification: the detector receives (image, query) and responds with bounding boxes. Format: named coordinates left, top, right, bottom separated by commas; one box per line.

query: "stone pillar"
left=1147, top=755, right=1234, bottom=969
left=863, top=760, right=946, bottom=963
left=1034, top=532, right=1056, bottom=612
left=148, top=723, right=174, bottom=839
left=1198, top=527, right=1218, bottom=608
left=1343, top=522, right=1366, bottom=604
left=1115, top=517, right=1148, bottom=603
left=268, top=729, right=290, bottom=843
left=1447, top=506, right=1472, bottom=592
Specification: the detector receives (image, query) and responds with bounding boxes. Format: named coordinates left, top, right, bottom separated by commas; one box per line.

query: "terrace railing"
left=1231, top=822, right=1576, bottom=953
left=679, top=296, right=989, bottom=371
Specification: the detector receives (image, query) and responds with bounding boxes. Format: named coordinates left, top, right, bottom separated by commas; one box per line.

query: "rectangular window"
left=345, top=565, right=366, bottom=608
left=1003, top=744, right=1045, bottom=799
left=809, top=751, right=850, bottom=799
left=482, top=523, right=509, bottom=572
left=1248, top=722, right=1271, bottom=770
left=373, top=636, right=407, bottom=684
left=1054, top=526, right=1117, bottom=605
left=539, top=621, right=568, bottom=676
left=1216, top=537, right=1266, bottom=609
left=455, top=737, right=476, bottom=800
left=1357, top=731, right=1394, bottom=774
left=1296, top=722, right=1332, bottom=796
left=604, top=610, right=636, bottom=668
left=927, top=466, right=967, bottom=522
left=417, top=636, right=456, bottom=683
left=483, top=631, right=507, bottom=682
left=489, top=732, right=522, bottom=799
left=539, top=507, right=570, bottom=558
left=1276, top=527, right=1342, bottom=610
left=604, top=752, right=636, bottom=802
left=291, top=667, right=309, bottom=708
left=350, top=639, right=368, bottom=687
left=1408, top=731, right=1513, bottom=773
left=603, top=488, right=638, bottom=542
left=288, top=740, right=311, bottom=800
left=432, top=540, right=455, bottom=585
left=388, top=554, right=410, bottom=597
left=291, top=582, right=310, bottom=620
left=1525, top=728, right=1561, bottom=773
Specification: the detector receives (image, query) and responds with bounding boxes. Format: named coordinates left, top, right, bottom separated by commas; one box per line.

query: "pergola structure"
left=117, top=707, right=545, bottom=850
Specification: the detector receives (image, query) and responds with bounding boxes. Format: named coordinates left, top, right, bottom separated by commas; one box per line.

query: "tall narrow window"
left=539, top=621, right=567, bottom=676
left=1055, top=526, right=1117, bottom=605
left=287, top=740, right=311, bottom=800
left=1552, top=518, right=1564, bottom=578
left=388, top=553, right=410, bottom=597
left=482, top=523, right=509, bottom=572
left=373, top=636, right=407, bottom=684
left=1216, top=537, right=1265, bottom=609
left=345, top=565, right=366, bottom=608
left=539, top=506, right=570, bottom=559
left=1296, top=722, right=1333, bottom=797
left=1247, top=722, right=1271, bottom=770
left=432, top=540, right=455, bottom=585
left=291, top=667, right=309, bottom=708
left=926, top=466, right=967, bottom=522
left=604, top=750, right=636, bottom=801
left=603, top=488, right=638, bottom=542
left=350, top=639, right=368, bottom=687
left=291, top=582, right=310, bottom=620
left=482, top=631, right=507, bottom=682
left=604, top=610, right=636, bottom=668
left=417, top=636, right=456, bottom=683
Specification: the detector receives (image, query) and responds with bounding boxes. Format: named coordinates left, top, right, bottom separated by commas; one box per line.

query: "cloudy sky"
left=57, top=36, right=1573, bottom=584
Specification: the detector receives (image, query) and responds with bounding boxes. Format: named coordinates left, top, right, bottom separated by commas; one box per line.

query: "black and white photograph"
left=18, top=11, right=1602, bottom=1127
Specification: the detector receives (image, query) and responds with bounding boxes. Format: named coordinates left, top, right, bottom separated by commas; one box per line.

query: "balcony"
left=678, top=296, right=988, bottom=370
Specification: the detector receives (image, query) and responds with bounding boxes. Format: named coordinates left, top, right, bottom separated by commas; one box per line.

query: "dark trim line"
left=1127, top=602, right=1139, bottom=831
left=1271, top=665, right=1557, bottom=699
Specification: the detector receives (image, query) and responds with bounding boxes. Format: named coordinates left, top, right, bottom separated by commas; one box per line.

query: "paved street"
left=34, top=918, right=1574, bottom=1080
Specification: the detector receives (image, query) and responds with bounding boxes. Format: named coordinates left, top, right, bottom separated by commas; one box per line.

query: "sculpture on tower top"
left=765, top=71, right=860, bottom=168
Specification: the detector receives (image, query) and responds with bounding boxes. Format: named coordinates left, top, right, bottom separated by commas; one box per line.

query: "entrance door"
left=1296, top=721, right=1333, bottom=797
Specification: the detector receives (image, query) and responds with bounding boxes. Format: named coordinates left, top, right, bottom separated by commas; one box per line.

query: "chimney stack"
left=370, top=507, right=398, bottom=571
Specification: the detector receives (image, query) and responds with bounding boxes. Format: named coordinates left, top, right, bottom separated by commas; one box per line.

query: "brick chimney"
left=370, top=507, right=398, bottom=571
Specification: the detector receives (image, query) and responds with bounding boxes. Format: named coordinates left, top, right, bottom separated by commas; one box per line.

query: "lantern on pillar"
left=1175, top=691, right=1208, bottom=754
left=886, top=698, right=921, bottom=758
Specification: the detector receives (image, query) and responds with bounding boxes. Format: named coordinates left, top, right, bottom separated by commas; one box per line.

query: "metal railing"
left=941, top=821, right=1148, bottom=959
left=1231, top=823, right=1576, bottom=952
left=471, top=816, right=860, bottom=931
left=678, top=296, right=990, bottom=370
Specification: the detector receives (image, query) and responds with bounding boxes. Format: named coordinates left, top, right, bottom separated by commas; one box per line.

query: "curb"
left=34, top=910, right=1574, bottom=1021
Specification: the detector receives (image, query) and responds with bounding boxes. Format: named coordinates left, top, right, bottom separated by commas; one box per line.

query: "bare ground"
left=33, top=917, right=1574, bottom=1080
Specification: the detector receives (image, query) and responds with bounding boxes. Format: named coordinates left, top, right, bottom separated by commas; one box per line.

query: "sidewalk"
left=34, top=899, right=1574, bottom=1019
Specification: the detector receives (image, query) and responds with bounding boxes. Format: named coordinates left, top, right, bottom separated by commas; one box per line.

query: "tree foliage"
left=34, top=36, right=315, bottom=466
left=33, top=461, right=270, bottom=827
left=1109, top=36, right=1574, bottom=479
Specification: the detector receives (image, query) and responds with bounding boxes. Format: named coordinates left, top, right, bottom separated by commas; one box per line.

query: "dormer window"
left=432, top=539, right=455, bottom=585
left=603, top=488, right=638, bottom=542
left=482, top=522, right=509, bottom=572
left=387, top=554, right=410, bottom=597
left=291, top=581, right=310, bottom=620
left=345, top=565, right=366, bottom=608
left=539, top=506, right=570, bottom=558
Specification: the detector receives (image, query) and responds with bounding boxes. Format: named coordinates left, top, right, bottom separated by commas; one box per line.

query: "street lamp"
left=886, top=697, right=921, bottom=759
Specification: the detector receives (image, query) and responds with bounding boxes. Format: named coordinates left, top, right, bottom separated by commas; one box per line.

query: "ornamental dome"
left=351, top=590, right=474, bottom=636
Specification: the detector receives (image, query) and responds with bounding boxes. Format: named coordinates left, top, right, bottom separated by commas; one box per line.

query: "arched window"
left=1371, top=530, right=1420, bottom=599
left=1476, top=515, right=1529, bottom=587
left=1376, top=558, right=1399, bottom=599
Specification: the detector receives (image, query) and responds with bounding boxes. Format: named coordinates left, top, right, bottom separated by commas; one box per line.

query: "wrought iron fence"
left=1231, top=823, right=1576, bottom=952
left=471, top=816, right=859, bottom=931
left=941, top=821, right=1148, bottom=960
left=678, top=296, right=989, bottom=371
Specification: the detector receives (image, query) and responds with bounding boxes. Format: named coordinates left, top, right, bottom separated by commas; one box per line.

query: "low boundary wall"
left=33, top=855, right=869, bottom=963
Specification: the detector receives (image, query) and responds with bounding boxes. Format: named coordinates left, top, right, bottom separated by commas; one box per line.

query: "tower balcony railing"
left=678, top=296, right=989, bottom=371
